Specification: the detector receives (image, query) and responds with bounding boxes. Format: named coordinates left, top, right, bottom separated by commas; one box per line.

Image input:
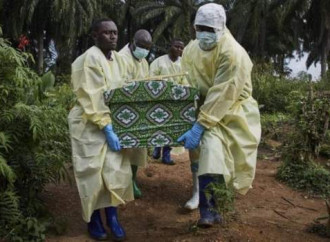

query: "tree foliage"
left=0, top=0, right=328, bottom=77
left=0, top=36, right=73, bottom=241
left=304, top=0, right=330, bottom=77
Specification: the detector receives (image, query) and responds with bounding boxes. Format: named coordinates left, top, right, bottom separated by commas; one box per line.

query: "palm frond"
left=0, top=154, right=16, bottom=184
left=152, top=8, right=181, bottom=42
left=138, top=8, right=166, bottom=25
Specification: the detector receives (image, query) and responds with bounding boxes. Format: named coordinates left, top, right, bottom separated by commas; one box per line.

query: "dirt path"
left=45, top=150, right=328, bottom=242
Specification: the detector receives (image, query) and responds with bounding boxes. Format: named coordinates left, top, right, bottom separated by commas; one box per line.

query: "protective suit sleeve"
left=197, top=53, right=248, bottom=129
left=181, top=49, right=193, bottom=87
left=72, top=64, right=111, bottom=129
left=149, top=59, right=161, bottom=76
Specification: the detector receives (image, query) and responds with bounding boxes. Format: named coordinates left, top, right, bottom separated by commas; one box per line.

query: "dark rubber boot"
left=105, top=207, right=126, bottom=241
left=152, top=147, right=161, bottom=159
left=162, top=146, right=174, bottom=165
left=131, top=165, right=142, bottom=198
left=197, top=175, right=222, bottom=228
left=87, top=210, right=108, bottom=240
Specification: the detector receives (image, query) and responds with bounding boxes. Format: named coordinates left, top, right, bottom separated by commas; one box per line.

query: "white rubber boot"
left=184, top=171, right=199, bottom=210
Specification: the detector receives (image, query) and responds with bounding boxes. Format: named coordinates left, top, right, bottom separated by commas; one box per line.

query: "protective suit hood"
left=194, top=3, right=226, bottom=30
left=195, top=3, right=226, bottom=43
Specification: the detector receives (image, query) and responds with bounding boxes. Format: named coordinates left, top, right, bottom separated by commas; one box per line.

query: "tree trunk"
left=182, top=0, right=192, bottom=43
left=126, top=0, right=132, bottom=45
left=37, top=33, right=44, bottom=75
left=320, top=45, right=327, bottom=78
left=259, top=16, right=267, bottom=59
left=321, top=30, right=330, bottom=78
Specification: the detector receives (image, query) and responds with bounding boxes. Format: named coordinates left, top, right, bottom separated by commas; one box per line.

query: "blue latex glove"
left=177, top=122, right=205, bottom=149
left=103, top=124, right=121, bottom=151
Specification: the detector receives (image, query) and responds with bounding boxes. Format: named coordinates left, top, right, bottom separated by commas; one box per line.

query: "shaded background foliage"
left=0, top=0, right=329, bottom=77
left=0, top=34, right=74, bottom=241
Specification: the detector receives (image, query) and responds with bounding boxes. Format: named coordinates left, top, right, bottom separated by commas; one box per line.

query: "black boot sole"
left=197, top=219, right=214, bottom=228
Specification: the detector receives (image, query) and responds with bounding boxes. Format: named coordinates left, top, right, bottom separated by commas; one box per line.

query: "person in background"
left=179, top=3, right=261, bottom=228
left=44, top=39, right=58, bottom=72
left=151, top=39, right=185, bottom=166
left=17, top=34, right=30, bottom=51
left=150, top=39, right=200, bottom=210
left=119, top=29, right=152, bottom=199
left=68, top=18, right=132, bottom=241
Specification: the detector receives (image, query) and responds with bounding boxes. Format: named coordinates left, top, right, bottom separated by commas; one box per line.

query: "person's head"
left=91, top=18, right=118, bottom=56
left=194, top=3, right=226, bottom=51
left=130, top=29, right=152, bottom=60
left=168, top=38, right=184, bottom=60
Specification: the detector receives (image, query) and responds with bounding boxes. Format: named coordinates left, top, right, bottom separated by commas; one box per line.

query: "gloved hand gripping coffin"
left=104, top=80, right=199, bottom=148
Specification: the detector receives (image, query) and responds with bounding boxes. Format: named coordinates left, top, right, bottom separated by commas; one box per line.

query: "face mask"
left=132, top=46, right=149, bottom=60
left=196, top=31, right=218, bottom=50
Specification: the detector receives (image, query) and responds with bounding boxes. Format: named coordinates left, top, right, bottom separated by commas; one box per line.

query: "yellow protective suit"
left=150, top=54, right=187, bottom=85
left=68, top=46, right=137, bottom=222
left=119, top=44, right=149, bottom=80
left=118, top=44, right=148, bottom=167
left=182, top=28, right=261, bottom=195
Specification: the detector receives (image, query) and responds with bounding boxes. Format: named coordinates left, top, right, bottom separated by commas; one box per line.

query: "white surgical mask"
left=196, top=31, right=218, bottom=50
left=132, top=46, right=149, bottom=60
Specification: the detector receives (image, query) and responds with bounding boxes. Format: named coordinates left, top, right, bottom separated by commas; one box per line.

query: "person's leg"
left=152, top=147, right=161, bottom=159
left=105, top=206, right=126, bottom=240
left=197, top=175, right=222, bottom=228
left=196, top=129, right=227, bottom=227
left=162, top=146, right=174, bottom=165
left=87, top=209, right=108, bottom=240
left=131, top=165, right=142, bottom=198
left=184, top=162, right=199, bottom=210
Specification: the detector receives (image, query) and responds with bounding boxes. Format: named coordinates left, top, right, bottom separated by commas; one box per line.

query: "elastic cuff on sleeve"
left=197, top=111, right=219, bottom=129
left=97, top=118, right=112, bottom=130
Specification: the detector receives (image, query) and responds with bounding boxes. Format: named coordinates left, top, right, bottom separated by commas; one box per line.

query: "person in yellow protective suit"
left=179, top=3, right=261, bottom=228
left=119, top=29, right=152, bottom=199
left=150, top=39, right=200, bottom=210
left=149, top=39, right=186, bottom=85
left=150, top=39, right=185, bottom=165
left=68, top=19, right=132, bottom=241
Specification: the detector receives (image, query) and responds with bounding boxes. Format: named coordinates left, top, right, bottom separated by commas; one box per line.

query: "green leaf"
left=40, top=71, right=55, bottom=93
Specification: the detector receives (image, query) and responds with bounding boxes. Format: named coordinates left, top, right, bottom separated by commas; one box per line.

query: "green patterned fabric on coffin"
left=104, top=80, right=199, bottom=148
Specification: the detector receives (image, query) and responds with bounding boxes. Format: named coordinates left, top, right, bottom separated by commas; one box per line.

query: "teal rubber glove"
left=103, top=124, right=121, bottom=151
left=177, top=122, right=205, bottom=149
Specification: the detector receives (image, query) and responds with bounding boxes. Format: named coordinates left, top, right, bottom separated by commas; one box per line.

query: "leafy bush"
left=260, top=112, right=289, bottom=144
left=205, top=177, right=235, bottom=222
left=252, top=63, right=309, bottom=113
left=277, top=159, right=330, bottom=196
left=6, top=217, right=46, bottom=242
left=286, top=90, right=329, bottom=159
left=277, top=88, right=330, bottom=197
left=0, top=37, right=73, bottom=241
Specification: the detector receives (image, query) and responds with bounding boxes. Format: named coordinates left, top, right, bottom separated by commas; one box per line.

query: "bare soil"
left=45, top=148, right=329, bottom=242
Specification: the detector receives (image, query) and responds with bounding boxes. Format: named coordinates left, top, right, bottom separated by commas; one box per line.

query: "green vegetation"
left=206, top=179, right=235, bottom=223
left=0, top=0, right=330, bottom=240
left=252, top=65, right=310, bottom=113
left=0, top=36, right=73, bottom=241
left=0, top=0, right=329, bottom=76
left=260, top=113, right=289, bottom=144
left=277, top=160, right=330, bottom=196
left=276, top=89, right=330, bottom=196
